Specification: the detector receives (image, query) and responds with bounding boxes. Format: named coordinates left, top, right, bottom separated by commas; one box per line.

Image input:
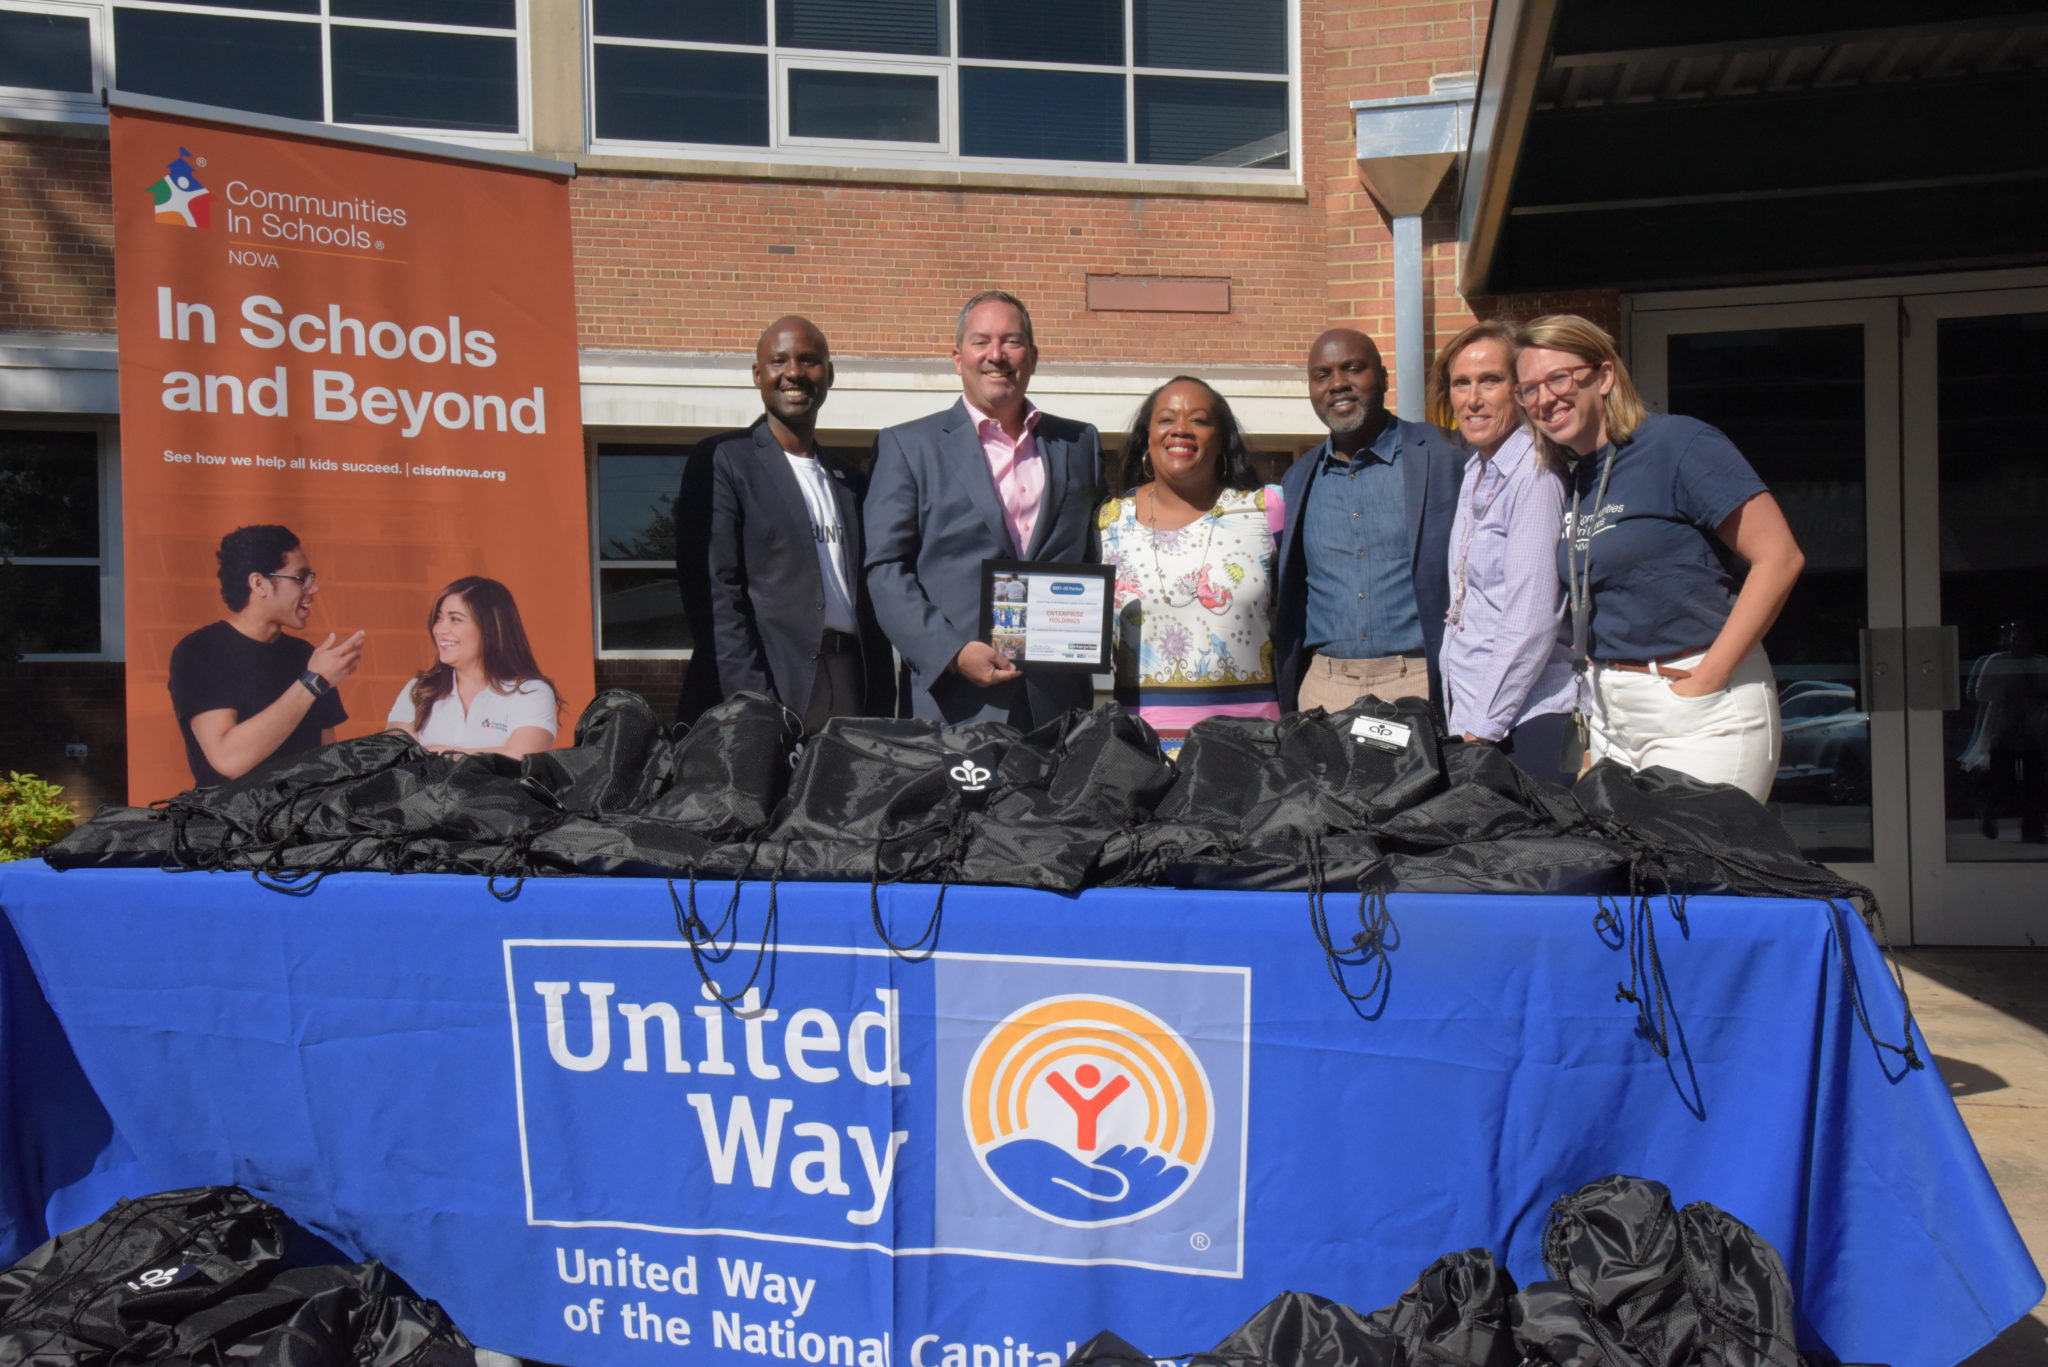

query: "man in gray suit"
left=864, top=290, right=1103, bottom=727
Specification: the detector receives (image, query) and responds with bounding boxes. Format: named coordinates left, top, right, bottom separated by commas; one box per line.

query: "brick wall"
left=0, top=132, right=116, bottom=334
left=0, top=662, right=126, bottom=815
left=594, top=658, right=687, bottom=723
left=571, top=177, right=1332, bottom=367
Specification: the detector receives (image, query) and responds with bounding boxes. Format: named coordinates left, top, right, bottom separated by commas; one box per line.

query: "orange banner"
left=110, top=103, right=593, bottom=803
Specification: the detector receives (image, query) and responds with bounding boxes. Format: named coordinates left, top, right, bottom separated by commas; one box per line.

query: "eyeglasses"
left=1512, top=363, right=1600, bottom=407
left=264, top=570, right=319, bottom=589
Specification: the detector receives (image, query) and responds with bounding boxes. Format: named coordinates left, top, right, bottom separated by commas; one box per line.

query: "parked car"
left=1776, top=681, right=1870, bottom=804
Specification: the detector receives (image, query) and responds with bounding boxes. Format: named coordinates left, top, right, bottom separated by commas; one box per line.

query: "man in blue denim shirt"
left=1273, top=329, right=1465, bottom=713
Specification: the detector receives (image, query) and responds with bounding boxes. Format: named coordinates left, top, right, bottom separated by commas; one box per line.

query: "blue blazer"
left=675, top=419, right=896, bottom=724
left=864, top=400, right=1103, bottom=727
left=1273, top=415, right=1467, bottom=711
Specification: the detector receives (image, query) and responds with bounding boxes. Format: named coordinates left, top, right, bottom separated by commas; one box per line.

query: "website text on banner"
left=109, top=102, right=592, bottom=802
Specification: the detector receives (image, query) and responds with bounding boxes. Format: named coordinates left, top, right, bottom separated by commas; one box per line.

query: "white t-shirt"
left=388, top=678, right=558, bottom=750
left=783, top=450, right=858, bottom=634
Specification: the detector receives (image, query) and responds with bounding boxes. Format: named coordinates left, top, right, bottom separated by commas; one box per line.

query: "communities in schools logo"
left=148, top=147, right=211, bottom=228
left=964, top=994, right=1211, bottom=1227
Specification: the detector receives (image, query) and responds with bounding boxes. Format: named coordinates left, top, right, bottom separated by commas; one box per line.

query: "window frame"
left=584, top=0, right=1299, bottom=184
left=0, top=0, right=105, bottom=121
left=3, top=419, right=124, bottom=664
left=778, top=52, right=953, bottom=156
left=588, top=434, right=690, bottom=662
left=0, top=0, right=533, bottom=151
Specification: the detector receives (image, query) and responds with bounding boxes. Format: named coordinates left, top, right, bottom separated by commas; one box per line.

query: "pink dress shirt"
left=963, top=399, right=1045, bottom=555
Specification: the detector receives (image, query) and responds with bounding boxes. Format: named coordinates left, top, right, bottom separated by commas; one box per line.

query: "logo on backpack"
left=948, top=759, right=992, bottom=792
left=125, top=1264, right=192, bottom=1292
left=963, top=994, right=1212, bottom=1227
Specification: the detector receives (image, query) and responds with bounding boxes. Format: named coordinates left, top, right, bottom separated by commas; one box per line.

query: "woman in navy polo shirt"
left=1511, top=316, right=1804, bottom=800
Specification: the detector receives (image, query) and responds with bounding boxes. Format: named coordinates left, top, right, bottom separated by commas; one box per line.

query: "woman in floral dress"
left=1098, top=376, right=1285, bottom=754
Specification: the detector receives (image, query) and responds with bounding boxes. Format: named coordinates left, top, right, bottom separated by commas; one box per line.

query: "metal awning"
left=1461, top=0, right=2048, bottom=294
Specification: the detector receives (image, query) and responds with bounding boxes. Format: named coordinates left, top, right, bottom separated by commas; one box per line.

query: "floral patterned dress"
left=1097, top=484, right=1284, bottom=754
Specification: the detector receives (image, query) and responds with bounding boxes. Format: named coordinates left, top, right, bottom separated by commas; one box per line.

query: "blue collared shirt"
left=1302, top=417, right=1423, bottom=658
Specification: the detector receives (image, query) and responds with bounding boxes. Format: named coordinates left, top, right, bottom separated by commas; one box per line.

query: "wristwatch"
left=298, top=669, right=331, bottom=698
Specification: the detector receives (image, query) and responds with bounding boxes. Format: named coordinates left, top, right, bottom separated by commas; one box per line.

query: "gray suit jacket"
left=864, top=400, right=1103, bottom=726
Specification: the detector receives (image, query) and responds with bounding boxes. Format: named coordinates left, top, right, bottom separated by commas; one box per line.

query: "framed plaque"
left=980, top=559, right=1114, bottom=672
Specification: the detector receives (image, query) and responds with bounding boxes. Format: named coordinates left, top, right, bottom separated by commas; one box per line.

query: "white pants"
left=1587, top=646, right=1781, bottom=802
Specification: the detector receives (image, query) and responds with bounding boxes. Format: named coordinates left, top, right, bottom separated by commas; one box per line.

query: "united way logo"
left=965, top=995, right=1210, bottom=1227
left=936, top=957, right=1245, bottom=1275
left=148, top=147, right=211, bottom=228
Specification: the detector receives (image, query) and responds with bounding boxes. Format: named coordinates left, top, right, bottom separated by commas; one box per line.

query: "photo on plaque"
left=980, top=560, right=1114, bottom=671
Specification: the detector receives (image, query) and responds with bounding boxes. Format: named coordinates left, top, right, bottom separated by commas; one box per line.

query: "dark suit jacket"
left=674, top=419, right=896, bottom=724
left=864, top=400, right=1103, bottom=727
left=1273, top=415, right=1467, bottom=711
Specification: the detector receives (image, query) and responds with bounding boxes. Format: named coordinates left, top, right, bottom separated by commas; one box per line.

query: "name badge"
left=1350, top=715, right=1412, bottom=754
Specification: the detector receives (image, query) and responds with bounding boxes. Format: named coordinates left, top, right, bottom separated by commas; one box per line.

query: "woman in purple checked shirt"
left=1428, top=321, right=1577, bottom=784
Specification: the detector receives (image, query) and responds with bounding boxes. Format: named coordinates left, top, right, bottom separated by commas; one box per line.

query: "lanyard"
left=1446, top=456, right=1507, bottom=629
left=1566, top=447, right=1616, bottom=672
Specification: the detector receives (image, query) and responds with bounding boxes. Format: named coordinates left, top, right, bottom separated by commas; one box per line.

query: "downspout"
left=1349, top=80, right=1474, bottom=419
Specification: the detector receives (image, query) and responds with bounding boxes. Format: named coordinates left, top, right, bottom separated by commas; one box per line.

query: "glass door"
left=1901, top=289, right=2048, bottom=943
left=1631, top=300, right=1908, bottom=915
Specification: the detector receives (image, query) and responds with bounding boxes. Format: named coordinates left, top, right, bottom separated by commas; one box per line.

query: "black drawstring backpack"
left=762, top=715, right=1024, bottom=886
left=0, top=1185, right=483, bottom=1367
left=1136, top=696, right=1444, bottom=892
left=1521, top=1174, right=1818, bottom=1367
left=1375, top=743, right=1626, bottom=894
left=43, top=732, right=431, bottom=880
left=516, top=689, right=671, bottom=818
left=526, top=691, right=802, bottom=878
left=955, top=704, right=1176, bottom=892
left=1065, top=1250, right=1521, bottom=1367
left=1063, top=1175, right=1834, bottom=1367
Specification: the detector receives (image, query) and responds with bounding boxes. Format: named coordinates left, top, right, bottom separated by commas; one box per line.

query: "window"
left=0, top=3, right=103, bottom=119
left=0, top=427, right=119, bottom=661
left=588, top=0, right=1293, bottom=178
left=593, top=443, right=688, bottom=655
left=0, top=0, right=524, bottom=142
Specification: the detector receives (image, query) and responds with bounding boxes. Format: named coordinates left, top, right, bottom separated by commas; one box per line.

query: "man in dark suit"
left=864, top=290, right=1103, bottom=727
left=1274, top=327, right=1466, bottom=713
left=675, top=316, right=895, bottom=727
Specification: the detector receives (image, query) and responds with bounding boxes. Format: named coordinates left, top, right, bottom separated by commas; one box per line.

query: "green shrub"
left=0, top=772, right=76, bottom=862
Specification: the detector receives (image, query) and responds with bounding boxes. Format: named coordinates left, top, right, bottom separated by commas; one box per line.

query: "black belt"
left=821, top=629, right=859, bottom=655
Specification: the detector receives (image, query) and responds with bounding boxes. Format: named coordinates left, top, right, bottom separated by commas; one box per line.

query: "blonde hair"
left=1511, top=314, right=1647, bottom=469
left=1426, top=320, right=1519, bottom=435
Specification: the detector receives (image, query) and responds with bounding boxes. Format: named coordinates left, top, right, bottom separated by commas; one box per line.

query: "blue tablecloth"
left=0, top=860, right=2037, bottom=1367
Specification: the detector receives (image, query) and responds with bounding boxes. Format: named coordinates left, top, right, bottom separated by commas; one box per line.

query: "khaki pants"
left=1298, top=652, right=1432, bottom=713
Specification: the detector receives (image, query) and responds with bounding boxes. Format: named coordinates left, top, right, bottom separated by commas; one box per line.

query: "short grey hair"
left=955, top=290, right=1035, bottom=349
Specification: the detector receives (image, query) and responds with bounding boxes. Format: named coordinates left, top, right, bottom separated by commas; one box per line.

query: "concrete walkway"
left=1898, top=950, right=2048, bottom=1366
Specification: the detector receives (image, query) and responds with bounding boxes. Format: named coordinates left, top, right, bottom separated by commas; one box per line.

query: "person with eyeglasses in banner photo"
left=1427, top=322, right=1576, bottom=785
left=1513, top=316, right=1805, bottom=802
left=1097, top=377, right=1285, bottom=755
left=384, top=576, right=559, bottom=758
left=167, top=524, right=365, bottom=788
